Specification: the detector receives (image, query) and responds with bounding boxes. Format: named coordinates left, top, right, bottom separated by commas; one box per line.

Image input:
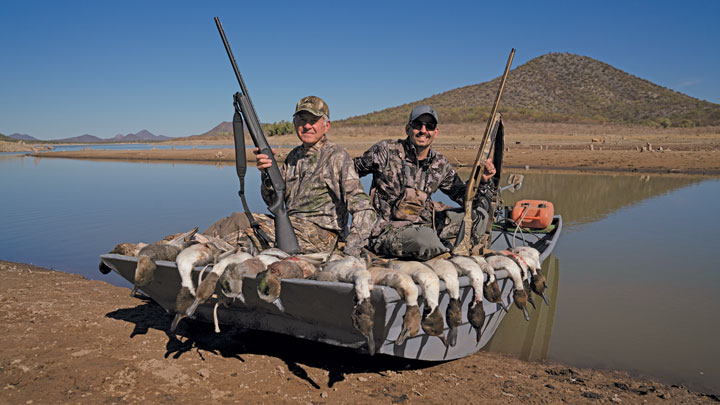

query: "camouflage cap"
left=408, top=105, right=438, bottom=123
left=294, top=96, right=330, bottom=118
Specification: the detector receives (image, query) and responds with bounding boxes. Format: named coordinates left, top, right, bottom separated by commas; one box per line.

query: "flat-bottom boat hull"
left=100, top=216, right=562, bottom=360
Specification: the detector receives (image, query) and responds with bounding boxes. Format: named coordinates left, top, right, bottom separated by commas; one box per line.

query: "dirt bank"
left=0, top=141, right=53, bottom=153
left=1, top=260, right=717, bottom=404
left=27, top=123, right=720, bottom=175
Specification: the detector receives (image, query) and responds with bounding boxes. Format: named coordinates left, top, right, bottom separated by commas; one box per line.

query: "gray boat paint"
left=101, top=216, right=562, bottom=360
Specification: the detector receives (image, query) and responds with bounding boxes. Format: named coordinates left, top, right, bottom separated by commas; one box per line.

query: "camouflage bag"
left=390, top=146, right=428, bottom=222
left=392, top=187, right=428, bottom=222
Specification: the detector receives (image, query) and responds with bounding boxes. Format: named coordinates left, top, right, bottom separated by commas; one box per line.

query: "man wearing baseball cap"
left=354, top=105, right=495, bottom=260
left=255, top=96, right=375, bottom=256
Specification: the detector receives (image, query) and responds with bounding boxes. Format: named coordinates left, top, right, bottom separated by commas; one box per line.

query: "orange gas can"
left=510, top=200, right=554, bottom=229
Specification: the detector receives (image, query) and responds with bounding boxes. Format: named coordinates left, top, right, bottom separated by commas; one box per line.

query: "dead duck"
left=313, top=256, right=375, bottom=354
left=218, top=250, right=283, bottom=307
left=110, top=242, right=148, bottom=256
left=388, top=260, right=446, bottom=346
left=186, top=250, right=254, bottom=318
left=256, top=256, right=317, bottom=312
left=496, top=250, right=537, bottom=310
left=470, top=255, right=507, bottom=311
left=367, top=266, right=420, bottom=346
left=448, top=255, right=487, bottom=343
left=425, top=258, right=462, bottom=347
left=511, top=246, right=550, bottom=306
left=131, top=226, right=198, bottom=296
left=484, top=254, right=531, bottom=321
left=170, top=242, right=222, bottom=332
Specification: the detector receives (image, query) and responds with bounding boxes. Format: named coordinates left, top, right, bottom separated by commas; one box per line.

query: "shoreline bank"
left=8, top=122, right=719, bottom=175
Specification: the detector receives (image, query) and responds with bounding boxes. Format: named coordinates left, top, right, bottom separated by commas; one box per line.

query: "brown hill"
left=184, top=121, right=233, bottom=141
left=337, top=53, right=720, bottom=128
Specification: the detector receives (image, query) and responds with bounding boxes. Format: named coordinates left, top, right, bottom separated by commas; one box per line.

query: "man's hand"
left=253, top=147, right=277, bottom=170
left=481, top=158, right=496, bottom=182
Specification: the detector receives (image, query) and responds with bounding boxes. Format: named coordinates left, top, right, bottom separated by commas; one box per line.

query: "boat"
left=98, top=212, right=561, bottom=361
left=98, top=115, right=562, bottom=360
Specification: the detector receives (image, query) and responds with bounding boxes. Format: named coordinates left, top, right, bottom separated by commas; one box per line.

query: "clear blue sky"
left=1, top=0, right=718, bottom=140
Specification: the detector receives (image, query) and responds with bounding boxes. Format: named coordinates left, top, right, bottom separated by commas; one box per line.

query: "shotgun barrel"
left=215, top=17, right=300, bottom=254
left=454, top=48, right=515, bottom=255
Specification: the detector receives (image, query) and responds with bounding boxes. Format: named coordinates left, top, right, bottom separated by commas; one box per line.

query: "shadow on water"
left=484, top=254, right=559, bottom=361
left=105, top=296, right=435, bottom=389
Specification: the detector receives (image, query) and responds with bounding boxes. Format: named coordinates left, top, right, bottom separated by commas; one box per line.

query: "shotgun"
left=453, top=48, right=515, bottom=256
left=214, top=17, right=300, bottom=254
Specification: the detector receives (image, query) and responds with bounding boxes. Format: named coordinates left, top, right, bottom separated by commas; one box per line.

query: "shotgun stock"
left=453, top=48, right=515, bottom=256
left=215, top=17, right=300, bottom=254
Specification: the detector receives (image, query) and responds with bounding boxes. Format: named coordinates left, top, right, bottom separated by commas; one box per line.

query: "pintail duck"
left=170, top=242, right=222, bottom=332
left=110, top=242, right=148, bottom=257
left=131, top=226, right=198, bottom=296
left=312, top=256, right=376, bottom=354
left=510, top=246, right=549, bottom=306
left=256, top=256, right=317, bottom=312
left=495, top=250, right=537, bottom=310
left=388, top=260, right=446, bottom=346
left=469, top=255, right=507, bottom=311
left=425, top=258, right=463, bottom=347
left=187, top=250, right=254, bottom=319
left=217, top=251, right=281, bottom=307
left=484, top=253, right=531, bottom=321
left=368, top=266, right=421, bottom=346
left=448, top=255, right=488, bottom=343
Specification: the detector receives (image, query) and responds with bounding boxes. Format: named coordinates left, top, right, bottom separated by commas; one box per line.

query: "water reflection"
left=484, top=254, right=559, bottom=362
left=491, top=172, right=704, bottom=228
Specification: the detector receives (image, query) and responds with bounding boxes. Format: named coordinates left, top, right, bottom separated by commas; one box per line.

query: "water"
left=1, top=156, right=719, bottom=394
left=53, top=143, right=232, bottom=152
left=1, top=143, right=234, bottom=157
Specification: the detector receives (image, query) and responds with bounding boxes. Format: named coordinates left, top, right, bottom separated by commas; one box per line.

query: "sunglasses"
left=410, top=120, right=437, bottom=131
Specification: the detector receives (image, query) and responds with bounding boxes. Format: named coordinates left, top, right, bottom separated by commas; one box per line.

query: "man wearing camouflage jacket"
left=354, top=105, right=495, bottom=260
left=256, top=96, right=375, bottom=256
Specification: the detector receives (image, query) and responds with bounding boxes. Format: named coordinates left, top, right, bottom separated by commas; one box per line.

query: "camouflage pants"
left=370, top=207, right=488, bottom=261
left=203, top=212, right=338, bottom=254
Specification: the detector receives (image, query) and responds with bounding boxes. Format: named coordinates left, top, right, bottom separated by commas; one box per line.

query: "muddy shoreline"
left=1, top=260, right=717, bottom=403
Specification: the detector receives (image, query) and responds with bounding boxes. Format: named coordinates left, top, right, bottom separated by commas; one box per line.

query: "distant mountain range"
left=6, top=130, right=172, bottom=143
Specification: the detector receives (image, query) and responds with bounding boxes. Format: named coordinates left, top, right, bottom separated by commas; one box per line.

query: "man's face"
left=406, top=113, right=438, bottom=149
left=294, top=111, right=330, bottom=147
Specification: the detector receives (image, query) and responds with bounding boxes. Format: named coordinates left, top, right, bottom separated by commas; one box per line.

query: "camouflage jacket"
left=261, top=136, right=375, bottom=256
left=354, top=137, right=492, bottom=236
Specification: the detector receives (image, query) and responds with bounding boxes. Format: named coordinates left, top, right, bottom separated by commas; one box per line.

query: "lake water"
left=0, top=143, right=233, bottom=157
left=1, top=155, right=718, bottom=394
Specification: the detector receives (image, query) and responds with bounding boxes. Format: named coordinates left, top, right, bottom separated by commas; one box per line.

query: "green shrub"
left=262, top=120, right=294, bottom=136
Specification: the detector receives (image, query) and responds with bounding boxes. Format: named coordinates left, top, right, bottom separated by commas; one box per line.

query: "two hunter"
left=215, top=17, right=508, bottom=260
left=256, top=101, right=495, bottom=261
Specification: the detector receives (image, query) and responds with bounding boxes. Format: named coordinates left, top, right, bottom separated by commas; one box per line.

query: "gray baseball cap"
left=408, top=105, right=438, bottom=123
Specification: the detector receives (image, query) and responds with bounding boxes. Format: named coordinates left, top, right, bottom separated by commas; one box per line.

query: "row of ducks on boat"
left=110, top=226, right=550, bottom=356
